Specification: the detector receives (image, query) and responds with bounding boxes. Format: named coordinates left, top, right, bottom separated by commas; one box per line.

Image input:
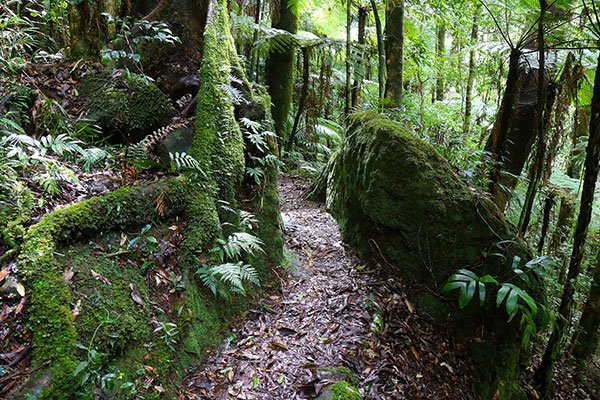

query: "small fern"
left=169, top=151, right=206, bottom=176
left=214, top=232, right=264, bottom=260
left=198, top=262, right=259, bottom=296
left=197, top=207, right=264, bottom=298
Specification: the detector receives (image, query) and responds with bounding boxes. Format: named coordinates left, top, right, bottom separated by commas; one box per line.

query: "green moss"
left=68, top=248, right=150, bottom=357
left=79, top=70, right=172, bottom=143
left=193, top=0, right=246, bottom=200
left=265, top=0, right=298, bottom=137
left=17, top=178, right=206, bottom=398
left=327, top=381, right=362, bottom=400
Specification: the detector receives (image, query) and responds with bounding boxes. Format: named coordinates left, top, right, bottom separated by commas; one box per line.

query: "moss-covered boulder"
left=79, top=70, right=172, bottom=143
left=319, top=111, right=542, bottom=399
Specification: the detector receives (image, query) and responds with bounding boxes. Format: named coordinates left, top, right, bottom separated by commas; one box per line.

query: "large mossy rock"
left=79, top=70, right=172, bottom=143
left=320, top=111, right=542, bottom=399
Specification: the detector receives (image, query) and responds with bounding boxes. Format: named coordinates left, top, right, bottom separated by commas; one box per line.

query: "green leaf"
left=479, top=275, right=499, bottom=285
left=506, top=289, right=519, bottom=321
left=459, top=280, right=476, bottom=308
left=497, top=285, right=510, bottom=308
left=511, top=255, right=522, bottom=269
left=478, top=282, right=486, bottom=306
left=457, top=269, right=479, bottom=279
left=73, top=361, right=88, bottom=376
left=141, top=224, right=151, bottom=235
left=442, top=281, right=466, bottom=293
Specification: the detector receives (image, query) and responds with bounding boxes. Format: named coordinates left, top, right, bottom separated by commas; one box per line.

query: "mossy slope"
left=321, top=111, right=542, bottom=399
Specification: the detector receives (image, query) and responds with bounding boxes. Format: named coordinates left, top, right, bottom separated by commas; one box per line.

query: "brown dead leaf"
left=63, top=267, right=74, bottom=284
left=14, top=297, right=26, bottom=315
left=154, top=385, right=166, bottom=393
left=91, top=269, right=111, bottom=285
left=410, top=346, right=421, bottom=360
left=72, top=299, right=81, bottom=321
left=269, top=342, right=289, bottom=351
left=156, top=192, right=165, bottom=216
left=129, top=283, right=145, bottom=307
left=0, top=268, right=9, bottom=283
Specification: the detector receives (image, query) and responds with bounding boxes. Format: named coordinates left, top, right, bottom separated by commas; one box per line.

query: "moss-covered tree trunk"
left=351, top=6, right=367, bottom=108
left=434, top=21, right=445, bottom=102
left=571, top=249, right=600, bottom=366
left=69, top=0, right=110, bottom=57
left=384, top=0, right=404, bottom=107
left=265, top=0, right=298, bottom=139
left=370, top=0, right=385, bottom=100
left=534, top=51, right=600, bottom=398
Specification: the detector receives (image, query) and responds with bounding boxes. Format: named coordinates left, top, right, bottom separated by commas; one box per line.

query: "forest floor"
left=180, top=174, right=599, bottom=400
left=180, top=174, right=476, bottom=400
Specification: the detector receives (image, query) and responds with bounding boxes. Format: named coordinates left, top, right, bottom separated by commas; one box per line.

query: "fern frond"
left=169, top=152, right=206, bottom=177
left=227, top=232, right=265, bottom=255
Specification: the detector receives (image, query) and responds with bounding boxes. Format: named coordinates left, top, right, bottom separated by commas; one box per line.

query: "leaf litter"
left=181, top=175, right=477, bottom=400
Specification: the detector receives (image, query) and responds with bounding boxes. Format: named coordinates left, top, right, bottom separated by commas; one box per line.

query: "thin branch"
left=516, top=0, right=560, bottom=48
left=478, top=0, right=514, bottom=49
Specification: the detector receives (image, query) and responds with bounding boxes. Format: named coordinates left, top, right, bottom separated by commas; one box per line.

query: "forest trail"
left=181, top=175, right=473, bottom=400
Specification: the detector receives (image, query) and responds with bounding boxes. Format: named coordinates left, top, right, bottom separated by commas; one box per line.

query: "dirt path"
left=182, top=175, right=474, bottom=400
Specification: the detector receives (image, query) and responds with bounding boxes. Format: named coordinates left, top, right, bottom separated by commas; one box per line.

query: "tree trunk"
left=344, top=0, right=352, bottom=116
left=265, top=0, right=298, bottom=139
left=486, top=48, right=549, bottom=211
left=537, top=191, right=554, bottom=253
left=434, top=21, right=446, bottom=102
left=567, top=105, right=591, bottom=179
left=550, top=104, right=590, bottom=253
left=518, top=78, right=556, bottom=234
left=247, top=0, right=261, bottom=80
left=69, top=0, right=109, bottom=57
left=351, top=6, right=367, bottom=108
left=534, top=50, right=600, bottom=399
left=287, top=46, right=310, bottom=152
left=384, top=0, right=404, bottom=107
left=486, top=48, right=522, bottom=208
left=370, top=0, right=385, bottom=100
left=463, top=4, right=481, bottom=134
left=550, top=192, right=576, bottom=253
left=571, top=249, right=600, bottom=366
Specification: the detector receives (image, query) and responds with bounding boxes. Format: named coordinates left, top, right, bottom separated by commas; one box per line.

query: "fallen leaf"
left=16, top=283, right=25, bottom=297
left=440, top=362, right=454, bottom=373
left=129, top=283, right=144, bottom=306
left=91, top=269, right=111, bottom=285
left=269, top=342, right=288, bottom=351
left=154, top=385, right=165, bottom=393
left=63, top=267, right=74, bottom=284
left=72, top=299, right=81, bottom=321
left=14, top=297, right=26, bottom=315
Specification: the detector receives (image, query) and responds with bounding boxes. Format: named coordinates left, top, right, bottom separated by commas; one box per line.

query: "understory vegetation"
left=1, top=0, right=600, bottom=398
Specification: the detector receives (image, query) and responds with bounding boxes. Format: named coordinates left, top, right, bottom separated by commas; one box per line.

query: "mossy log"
left=11, top=1, right=283, bottom=398
left=320, top=111, right=542, bottom=399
